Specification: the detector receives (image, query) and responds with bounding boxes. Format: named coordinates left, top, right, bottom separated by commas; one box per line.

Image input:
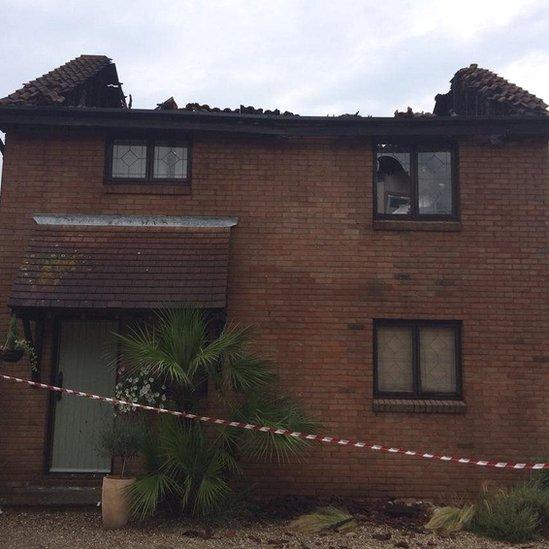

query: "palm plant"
left=115, top=309, right=317, bottom=518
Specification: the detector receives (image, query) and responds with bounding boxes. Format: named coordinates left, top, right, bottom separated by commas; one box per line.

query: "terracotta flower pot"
left=101, top=475, right=136, bottom=529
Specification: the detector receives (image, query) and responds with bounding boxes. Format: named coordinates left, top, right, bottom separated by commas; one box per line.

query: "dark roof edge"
left=1, top=105, right=548, bottom=137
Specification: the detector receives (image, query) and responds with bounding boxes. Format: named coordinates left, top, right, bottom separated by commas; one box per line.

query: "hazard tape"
left=1, top=373, right=547, bottom=470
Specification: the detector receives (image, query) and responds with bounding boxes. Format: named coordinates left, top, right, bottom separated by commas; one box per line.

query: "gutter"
left=0, top=105, right=548, bottom=138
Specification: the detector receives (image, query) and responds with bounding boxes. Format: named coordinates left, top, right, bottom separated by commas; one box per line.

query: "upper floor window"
left=107, top=139, right=189, bottom=183
left=374, top=319, right=461, bottom=399
left=374, top=144, right=456, bottom=219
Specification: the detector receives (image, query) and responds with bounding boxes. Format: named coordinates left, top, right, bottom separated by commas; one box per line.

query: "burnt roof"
left=0, top=57, right=548, bottom=137
left=156, top=97, right=297, bottom=117
left=0, top=55, right=126, bottom=108
left=434, top=64, right=548, bottom=117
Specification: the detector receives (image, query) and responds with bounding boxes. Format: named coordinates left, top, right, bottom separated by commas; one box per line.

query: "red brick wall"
left=0, top=128, right=547, bottom=500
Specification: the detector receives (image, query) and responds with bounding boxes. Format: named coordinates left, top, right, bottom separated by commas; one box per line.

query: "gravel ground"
left=1, top=508, right=547, bottom=549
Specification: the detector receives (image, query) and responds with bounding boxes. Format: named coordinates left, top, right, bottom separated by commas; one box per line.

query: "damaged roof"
left=0, top=55, right=126, bottom=108
left=434, top=64, right=548, bottom=117
left=0, top=57, right=547, bottom=137
left=156, top=96, right=297, bottom=117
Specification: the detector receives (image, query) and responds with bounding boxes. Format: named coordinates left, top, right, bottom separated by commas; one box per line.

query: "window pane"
left=419, top=327, right=456, bottom=393
left=418, top=151, right=452, bottom=215
left=376, top=146, right=412, bottom=215
left=111, top=140, right=147, bottom=179
left=377, top=326, right=414, bottom=393
left=153, top=143, right=187, bottom=179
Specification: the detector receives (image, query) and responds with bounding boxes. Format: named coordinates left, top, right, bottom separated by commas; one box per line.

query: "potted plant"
left=99, top=417, right=142, bottom=529
left=0, top=316, right=24, bottom=363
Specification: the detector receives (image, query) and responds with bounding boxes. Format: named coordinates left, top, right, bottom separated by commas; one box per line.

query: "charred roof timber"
left=0, top=57, right=547, bottom=138
left=0, top=55, right=126, bottom=109
left=434, top=64, right=548, bottom=117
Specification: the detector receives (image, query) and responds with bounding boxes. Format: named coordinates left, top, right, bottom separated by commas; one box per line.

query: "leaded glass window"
left=375, top=144, right=456, bottom=218
left=377, top=326, right=414, bottom=392
left=419, top=327, right=456, bottom=393
left=418, top=151, right=452, bottom=215
left=111, top=140, right=147, bottom=179
left=107, top=139, right=190, bottom=182
left=153, top=143, right=187, bottom=179
left=374, top=320, right=461, bottom=398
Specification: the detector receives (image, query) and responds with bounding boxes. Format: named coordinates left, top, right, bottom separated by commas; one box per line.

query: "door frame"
left=44, top=313, right=122, bottom=477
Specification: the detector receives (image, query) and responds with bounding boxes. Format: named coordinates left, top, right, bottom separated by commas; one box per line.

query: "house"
left=0, top=55, right=547, bottom=504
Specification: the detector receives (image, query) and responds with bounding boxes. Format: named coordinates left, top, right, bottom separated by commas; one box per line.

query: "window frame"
left=373, top=142, right=459, bottom=221
left=373, top=319, right=462, bottom=400
left=105, top=137, right=191, bottom=185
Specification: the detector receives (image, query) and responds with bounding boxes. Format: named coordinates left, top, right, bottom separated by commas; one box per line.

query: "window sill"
left=373, top=399, right=466, bottom=414
left=103, top=183, right=191, bottom=195
left=373, top=219, right=461, bottom=232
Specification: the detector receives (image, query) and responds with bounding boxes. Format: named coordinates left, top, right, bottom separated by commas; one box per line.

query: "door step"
left=0, top=485, right=101, bottom=507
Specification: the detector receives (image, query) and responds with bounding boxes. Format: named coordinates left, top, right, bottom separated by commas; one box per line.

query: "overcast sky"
left=1, top=0, right=549, bottom=116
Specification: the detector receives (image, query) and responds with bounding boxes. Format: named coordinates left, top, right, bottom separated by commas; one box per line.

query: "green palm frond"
left=115, top=324, right=193, bottom=388
left=159, top=416, right=205, bottom=477
left=193, top=324, right=253, bottom=383
left=221, top=354, right=275, bottom=394
left=234, top=391, right=318, bottom=463
left=156, top=309, right=208, bottom=381
left=194, top=473, right=231, bottom=517
left=127, top=472, right=179, bottom=519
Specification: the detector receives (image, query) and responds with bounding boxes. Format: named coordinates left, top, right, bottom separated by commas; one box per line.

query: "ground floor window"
left=374, top=319, right=461, bottom=399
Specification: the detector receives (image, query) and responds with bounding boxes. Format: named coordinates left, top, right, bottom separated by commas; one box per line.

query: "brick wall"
left=0, top=128, right=547, bottom=500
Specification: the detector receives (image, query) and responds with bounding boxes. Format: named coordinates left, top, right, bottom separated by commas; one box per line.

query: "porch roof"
left=8, top=215, right=237, bottom=311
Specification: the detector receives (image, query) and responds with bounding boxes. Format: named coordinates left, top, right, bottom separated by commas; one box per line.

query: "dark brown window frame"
left=373, top=142, right=459, bottom=221
left=373, top=319, right=462, bottom=400
left=105, top=137, right=192, bottom=185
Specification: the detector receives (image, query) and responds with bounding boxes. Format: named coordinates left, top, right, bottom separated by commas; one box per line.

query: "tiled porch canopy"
left=9, top=214, right=237, bottom=310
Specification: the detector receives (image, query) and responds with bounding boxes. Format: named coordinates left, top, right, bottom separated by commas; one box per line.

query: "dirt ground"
left=1, top=507, right=547, bottom=549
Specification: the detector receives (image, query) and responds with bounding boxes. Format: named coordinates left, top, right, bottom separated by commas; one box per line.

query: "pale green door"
left=50, top=320, right=118, bottom=473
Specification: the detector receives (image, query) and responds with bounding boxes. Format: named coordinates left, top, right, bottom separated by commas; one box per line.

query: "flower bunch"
left=115, top=370, right=166, bottom=414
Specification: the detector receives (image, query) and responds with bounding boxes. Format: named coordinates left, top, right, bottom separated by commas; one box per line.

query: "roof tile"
left=0, top=55, right=122, bottom=107
left=9, top=223, right=233, bottom=310
left=434, top=63, right=547, bottom=116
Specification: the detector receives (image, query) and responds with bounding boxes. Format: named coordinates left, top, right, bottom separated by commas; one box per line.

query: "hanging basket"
left=0, top=347, right=24, bottom=363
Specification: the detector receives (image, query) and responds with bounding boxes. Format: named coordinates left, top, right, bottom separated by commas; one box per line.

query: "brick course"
left=0, top=128, right=547, bottom=500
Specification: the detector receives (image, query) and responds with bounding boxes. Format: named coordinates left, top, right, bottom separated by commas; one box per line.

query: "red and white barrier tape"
left=1, top=373, right=547, bottom=470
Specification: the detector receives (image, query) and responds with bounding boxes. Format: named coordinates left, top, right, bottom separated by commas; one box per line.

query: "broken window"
left=375, top=144, right=456, bottom=218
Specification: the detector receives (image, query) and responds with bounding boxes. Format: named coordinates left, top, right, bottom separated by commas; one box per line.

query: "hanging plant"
left=0, top=316, right=24, bottom=362
left=0, top=316, right=38, bottom=370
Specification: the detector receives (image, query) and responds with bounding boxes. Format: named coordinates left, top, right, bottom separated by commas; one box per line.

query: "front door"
left=50, top=320, right=118, bottom=473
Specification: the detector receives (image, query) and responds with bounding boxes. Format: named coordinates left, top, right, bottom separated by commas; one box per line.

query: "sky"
left=0, top=0, right=548, bottom=117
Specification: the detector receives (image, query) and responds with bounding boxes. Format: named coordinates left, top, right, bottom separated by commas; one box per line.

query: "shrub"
left=470, top=488, right=540, bottom=543
left=116, top=309, right=317, bottom=518
left=426, top=479, right=549, bottom=543
left=99, top=417, right=144, bottom=477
